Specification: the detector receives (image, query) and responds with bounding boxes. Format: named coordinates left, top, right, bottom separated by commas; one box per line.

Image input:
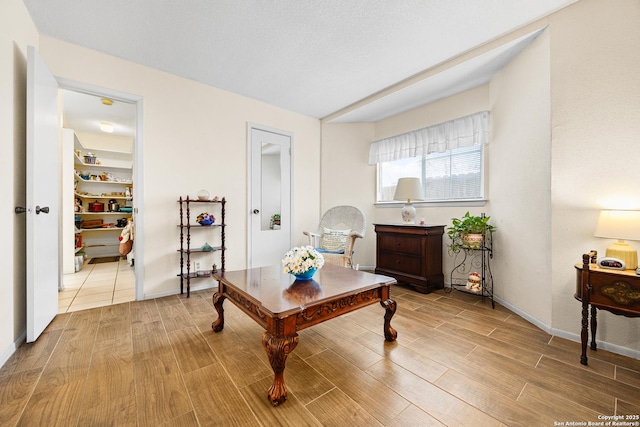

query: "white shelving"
left=74, top=136, right=134, bottom=260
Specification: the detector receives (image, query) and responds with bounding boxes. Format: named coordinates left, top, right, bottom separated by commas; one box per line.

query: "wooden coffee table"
left=212, top=263, right=398, bottom=406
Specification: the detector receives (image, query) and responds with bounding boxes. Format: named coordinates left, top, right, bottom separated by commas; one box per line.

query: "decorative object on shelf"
left=197, top=212, right=215, bottom=226
left=282, top=279, right=324, bottom=305
left=201, top=242, right=213, bottom=251
left=197, top=189, right=210, bottom=201
left=212, top=263, right=218, bottom=273
left=447, top=212, right=496, bottom=253
left=212, top=196, right=219, bottom=201
left=282, top=246, right=324, bottom=280
left=593, top=209, right=640, bottom=270
left=466, top=272, right=482, bottom=293
left=84, top=153, right=97, bottom=164
left=393, top=177, right=424, bottom=224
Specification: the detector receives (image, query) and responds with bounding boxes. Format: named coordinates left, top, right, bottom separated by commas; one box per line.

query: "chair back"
left=318, top=205, right=366, bottom=236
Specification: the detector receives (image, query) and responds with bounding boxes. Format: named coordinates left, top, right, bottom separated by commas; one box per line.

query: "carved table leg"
left=262, top=332, right=299, bottom=406
left=590, top=305, right=598, bottom=351
left=380, top=298, right=398, bottom=342
left=212, top=291, right=226, bottom=332
left=580, top=301, right=589, bottom=365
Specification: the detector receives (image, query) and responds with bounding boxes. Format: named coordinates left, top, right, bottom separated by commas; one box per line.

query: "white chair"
left=303, top=206, right=366, bottom=268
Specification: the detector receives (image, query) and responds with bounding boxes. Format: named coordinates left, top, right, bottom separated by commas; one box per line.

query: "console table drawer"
left=378, top=234, right=422, bottom=255
left=378, top=252, right=422, bottom=276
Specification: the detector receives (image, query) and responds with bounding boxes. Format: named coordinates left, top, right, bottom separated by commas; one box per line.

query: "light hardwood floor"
left=1, top=284, right=639, bottom=426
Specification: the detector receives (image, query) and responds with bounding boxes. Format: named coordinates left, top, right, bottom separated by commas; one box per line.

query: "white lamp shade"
left=594, top=210, right=640, bottom=241
left=394, top=177, right=423, bottom=202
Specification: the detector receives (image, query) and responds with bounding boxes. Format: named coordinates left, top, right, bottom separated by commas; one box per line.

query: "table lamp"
left=394, top=177, right=423, bottom=224
left=593, top=209, right=640, bottom=269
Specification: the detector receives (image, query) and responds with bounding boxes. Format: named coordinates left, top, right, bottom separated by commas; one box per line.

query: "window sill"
left=375, top=199, right=488, bottom=208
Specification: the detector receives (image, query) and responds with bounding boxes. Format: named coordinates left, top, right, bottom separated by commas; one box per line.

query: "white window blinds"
left=368, top=111, right=489, bottom=165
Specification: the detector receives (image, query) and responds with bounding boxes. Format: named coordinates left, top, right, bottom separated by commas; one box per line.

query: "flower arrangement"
left=282, top=246, right=324, bottom=275
left=197, top=212, right=215, bottom=226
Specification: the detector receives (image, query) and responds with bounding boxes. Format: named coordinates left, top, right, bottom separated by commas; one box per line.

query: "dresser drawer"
left=378, top=234, right=422, bottom=255
left=377, top=252, right=422, bottom=276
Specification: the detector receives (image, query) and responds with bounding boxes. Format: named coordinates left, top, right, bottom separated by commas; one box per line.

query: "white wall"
left=0, top=0, right=40, bottom=365
left=489, top=28, right=552, bottom=325
left=38, top=37, right=321, bottom=299
left=320, top=122, right=376, bottom=268
left=549, top=0, right=640, bottom=352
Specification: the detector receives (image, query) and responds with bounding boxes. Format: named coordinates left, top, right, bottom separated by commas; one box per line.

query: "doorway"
left=58, top=85, right=141, bottom=313
left=248, top=124, right=293, bottom=268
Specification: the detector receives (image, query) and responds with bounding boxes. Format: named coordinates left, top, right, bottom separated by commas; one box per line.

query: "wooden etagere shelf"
left=177, top=196, right=226, bottom=297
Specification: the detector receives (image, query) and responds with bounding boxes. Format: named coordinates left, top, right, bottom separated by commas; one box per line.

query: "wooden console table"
left=574, top=252, right=640, bottom=365
left=374, top=223, right=444, bottom=293
left=212, top=263, right=397, bottom=406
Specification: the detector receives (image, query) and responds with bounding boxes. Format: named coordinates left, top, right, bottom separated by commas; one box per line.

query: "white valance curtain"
left=368, top=111, right=489, bottom=164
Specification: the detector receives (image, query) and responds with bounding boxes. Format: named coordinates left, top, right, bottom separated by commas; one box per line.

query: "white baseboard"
left=493, top=295, right=640, bottom=361
left=143, top=281, right=218, bottom=300
left=0, top=329, right=26, bottom=369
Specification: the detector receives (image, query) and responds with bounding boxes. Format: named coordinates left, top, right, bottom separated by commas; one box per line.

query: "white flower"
left=282, top=246, right=324, bottom=274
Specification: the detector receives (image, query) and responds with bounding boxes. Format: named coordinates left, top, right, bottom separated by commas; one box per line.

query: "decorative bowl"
left=291, top=267, right=317, bottom=281
left=197, top=212, right=215, bottom=226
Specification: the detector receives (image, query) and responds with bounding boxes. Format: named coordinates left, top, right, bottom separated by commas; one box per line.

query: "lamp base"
left=605, top=240, right=638, bottom=270
left=401, top=203, right=416, bottom=224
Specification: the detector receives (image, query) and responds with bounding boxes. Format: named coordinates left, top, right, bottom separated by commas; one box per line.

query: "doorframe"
left=57, top=78, right=145, bottom=301
left=246, top=122, right=293, bottom=268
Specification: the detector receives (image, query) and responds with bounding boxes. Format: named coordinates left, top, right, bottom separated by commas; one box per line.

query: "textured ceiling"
left=24, top=0, right=576, bottom=121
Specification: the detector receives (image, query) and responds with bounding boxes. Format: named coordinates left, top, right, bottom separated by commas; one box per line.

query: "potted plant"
left=447, top=211, right=496, bottom=252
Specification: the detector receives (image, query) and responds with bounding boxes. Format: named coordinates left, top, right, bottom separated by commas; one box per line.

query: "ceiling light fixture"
left=101, top=98, right=113, bottom=106
left=100, top=122, right=114, bottom=133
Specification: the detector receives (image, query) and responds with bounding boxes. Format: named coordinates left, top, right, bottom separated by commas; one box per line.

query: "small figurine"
left=466, top=272, right=482, bottom=293
left=212, top=263, right=218, bottom=273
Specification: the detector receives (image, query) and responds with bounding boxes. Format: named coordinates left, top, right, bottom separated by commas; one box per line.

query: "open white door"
left=248, top=125, right=292, bottom=268
left=26, top=46, right=60, bottom=342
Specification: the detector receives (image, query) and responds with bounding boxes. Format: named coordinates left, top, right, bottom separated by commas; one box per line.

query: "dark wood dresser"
left=575, top=252, right=640, bottom=365
left=374, top=223, right=444, bottom=293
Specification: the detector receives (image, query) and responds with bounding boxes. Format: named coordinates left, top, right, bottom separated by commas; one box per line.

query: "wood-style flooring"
left=1, top=284, right=639, bottom=426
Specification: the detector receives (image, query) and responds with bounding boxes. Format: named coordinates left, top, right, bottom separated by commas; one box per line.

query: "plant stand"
left=446, top=231, right=494, bottom=308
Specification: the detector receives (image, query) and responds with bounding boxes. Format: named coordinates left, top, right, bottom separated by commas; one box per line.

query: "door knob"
left=35, top=206, right=49, bottom=214
left=253, top=209, right=260, bottom=214
left=15, top=206, right=26, bottom=214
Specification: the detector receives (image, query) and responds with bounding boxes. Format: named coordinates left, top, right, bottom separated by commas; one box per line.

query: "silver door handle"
left=253, top=209, right=260, bottom=214
left=35, top=206, right=49, bottom=214
left=15, top=207, right=26, bottom=214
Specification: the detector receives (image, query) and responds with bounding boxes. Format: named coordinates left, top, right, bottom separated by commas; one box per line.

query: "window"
left=377, top=144, right=483, bottom=202
left=369, top=111, right=488, bottom=203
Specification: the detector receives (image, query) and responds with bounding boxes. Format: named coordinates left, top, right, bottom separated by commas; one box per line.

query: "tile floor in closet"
left=59, top=257, right=135, bottom=313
